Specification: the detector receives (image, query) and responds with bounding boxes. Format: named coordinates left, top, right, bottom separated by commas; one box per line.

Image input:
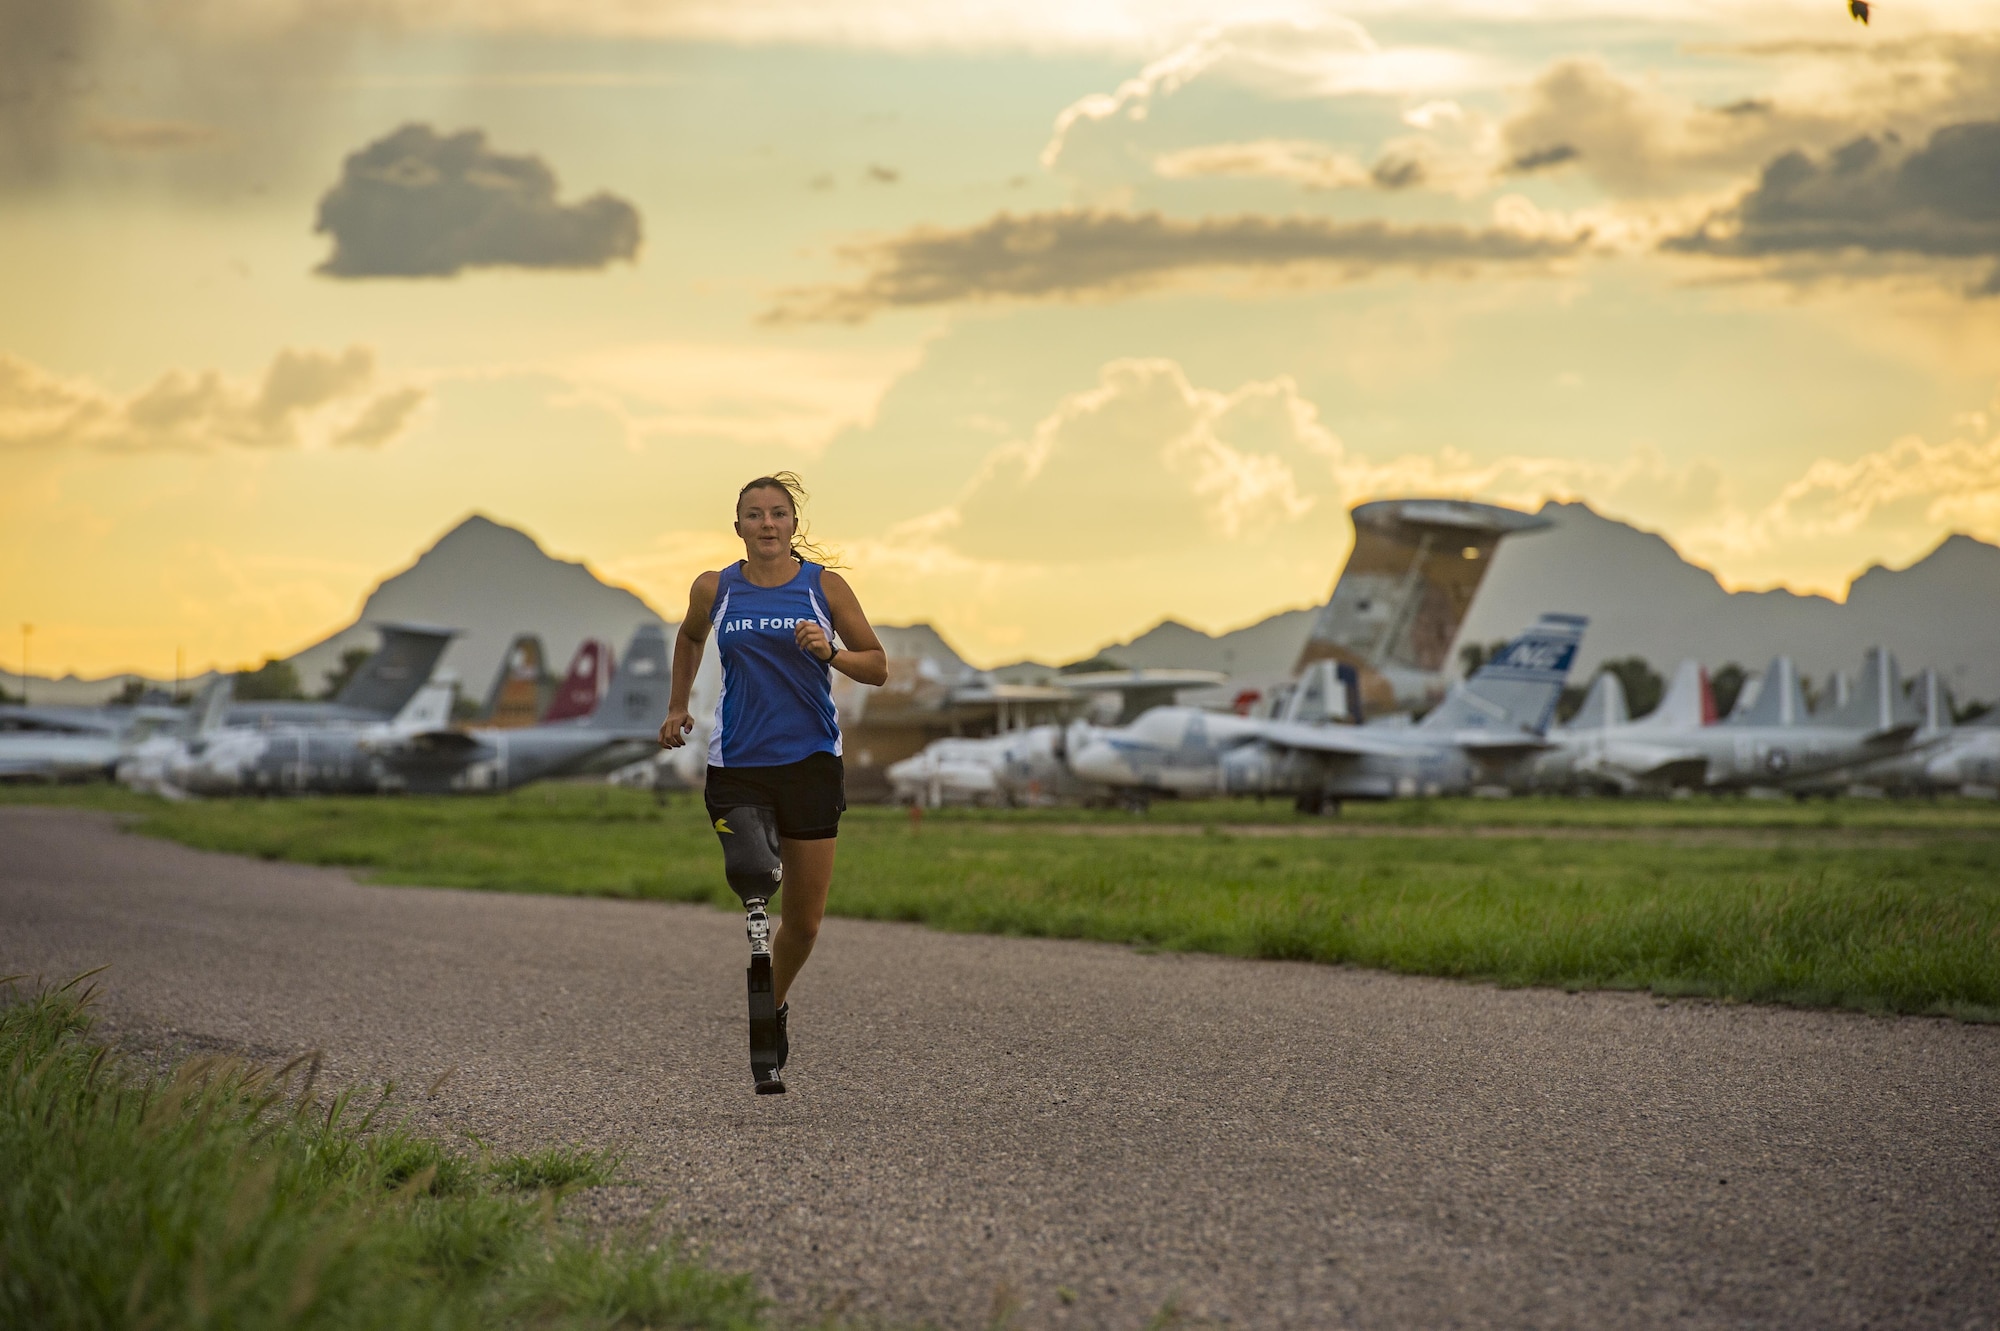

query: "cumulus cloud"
left=876, top=355, right=2000, bottom=584
left=870, top=359, right=1729, bottom=573
left=1666, top=120, right=2000, bottom=293
left=1725, top=427, right=2000, bottom=552
left=763, top=208, right=1589, bottom=323
left=1496, top=57, right=1864, bottom=198
left=556, top=340, right=928, bottom=453
left=0, top=347, right=425, bottom=452
left=940, top=360, right=1323, bottom=562
left=314, top=124, right=642, bottom=279
left=1041, top=14, right=1478, bottom=175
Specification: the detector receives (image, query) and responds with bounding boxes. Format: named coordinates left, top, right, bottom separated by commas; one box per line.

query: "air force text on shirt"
left=720, top=616, right=817, bottom=634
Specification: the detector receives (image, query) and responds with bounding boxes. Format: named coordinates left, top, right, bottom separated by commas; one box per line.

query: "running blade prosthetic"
left=744, top=898, right=785, bottom=1094
left=713, top=804, right=786, bottom=1095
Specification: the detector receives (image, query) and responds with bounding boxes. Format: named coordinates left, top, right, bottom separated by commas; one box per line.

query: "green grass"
left=0, top=973, right=767, bottom=1331
left=11, top=784, right=2000, bottom=1020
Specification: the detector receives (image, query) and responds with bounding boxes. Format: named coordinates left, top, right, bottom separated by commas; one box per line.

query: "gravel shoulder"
left=3, top=806, right=1996, bottom=1330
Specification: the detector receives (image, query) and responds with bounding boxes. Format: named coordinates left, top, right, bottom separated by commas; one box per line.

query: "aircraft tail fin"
left=1827, top=647, right=1922, bottom=737
left=1294, top=498, right=1550, bottom=715
left=332, top=624, right=457, bottom=717
left=1636, top=659, right=1708, bottom=730
left=394, top=674, right=458, bottom=730
left=1279, top=660, right=1363, bottom=725
left=543, top=638, right=614, bottom=722
left=1567, top=671, right=1628, bottom=729
left=586, top=624, right=671, bottom=733
left=483, top=634, right=546, bottom=728
left=1913, top=667, right=1953, bottom=734
left=1420, top=612, right=1586, bottom=736
left=182, top=676, right=234, bottom=738
left=1728, top=657, right=1807, bottom=727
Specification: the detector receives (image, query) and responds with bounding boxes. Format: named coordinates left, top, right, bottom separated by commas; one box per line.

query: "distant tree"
left=1957, top=699, right=1992, bottom=725
left=451, top=695, right=482, bottom=724
left=1555, top=684, right=1591, bottom=724
left=1602, top=656, right=1664, bottom=720
left=317, top=647, right=374, bottom=700
left=234, top=657, right=305, bottom=701
left=0, top=682, right=17, bottom=704
left=111, top=677, right=147, bottom=706
left=1710, top=663, right=1748, bottom=720
left=1458, top=639, right=1511, bottom=676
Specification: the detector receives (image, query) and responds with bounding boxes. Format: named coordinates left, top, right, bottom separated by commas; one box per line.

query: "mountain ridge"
left=23, top=506, right=2000, bottom=706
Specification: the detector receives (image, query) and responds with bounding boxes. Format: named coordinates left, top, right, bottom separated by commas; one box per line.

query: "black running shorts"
left=704, top=751, right=846, bottom=841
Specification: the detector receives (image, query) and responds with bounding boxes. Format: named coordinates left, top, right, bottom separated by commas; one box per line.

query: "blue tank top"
left=707, top=560, right=843, bottom=768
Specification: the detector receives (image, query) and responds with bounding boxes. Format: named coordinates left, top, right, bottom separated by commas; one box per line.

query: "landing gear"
left=714, top=805, right=787, bottom=1095
left=1293, top=791, right=1341, bottom=816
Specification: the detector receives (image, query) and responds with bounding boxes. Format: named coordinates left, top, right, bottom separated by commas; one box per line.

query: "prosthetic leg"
left=714, top=806, right=786, bottom=1094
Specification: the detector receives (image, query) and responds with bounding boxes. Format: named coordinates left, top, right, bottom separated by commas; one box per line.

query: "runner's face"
left=735, top=487, right=798, bottom=560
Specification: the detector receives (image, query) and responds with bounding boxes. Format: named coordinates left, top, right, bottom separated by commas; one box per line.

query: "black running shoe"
left=775, top=1002, right=790, bottom=1071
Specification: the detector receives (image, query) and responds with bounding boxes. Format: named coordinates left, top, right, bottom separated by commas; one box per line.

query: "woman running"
left=658, top=474, right=886, bottom=1085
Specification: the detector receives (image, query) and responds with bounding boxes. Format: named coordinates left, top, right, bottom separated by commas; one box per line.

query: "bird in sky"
left=1849, top=0, right=1870, bottom=22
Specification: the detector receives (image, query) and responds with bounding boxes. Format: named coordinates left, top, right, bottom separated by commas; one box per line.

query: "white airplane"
left=1071, top=614, right=1587, bottom=811
left=1526, top=659, right=1714, bottom=793
left=1787, top=669, right=1999, bottom=797
left=1693, top=649, right=1927, bottom=791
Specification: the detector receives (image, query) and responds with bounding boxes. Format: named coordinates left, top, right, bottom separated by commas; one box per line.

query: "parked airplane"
left=1911, top=715, right=2000, bottom=795
left=1071, top=614, right=1586, bottom=810
left=1692, top=649, right=1926, bottom=791
left=122, top=673, right=459, bottom=797
left=1784, top=669, right=1998, bottom=796
left=225, top=624, right=457, bottom=728
left=0, top=707, right=180, bottom=781
left=1525, top=659, right=1715, bottom=793
left=888, top=676, right=1227, bottom=808
left=886, top=733, right=1010, bottom=805
left=125, top=626, right=670, bottom=797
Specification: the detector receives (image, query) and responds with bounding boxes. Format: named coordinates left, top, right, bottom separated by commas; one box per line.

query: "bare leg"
left=773, top=835, right=835, bottom=1008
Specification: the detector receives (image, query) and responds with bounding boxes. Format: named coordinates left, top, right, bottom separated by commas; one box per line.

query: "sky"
left=5, top=0, right=2000, bottom=676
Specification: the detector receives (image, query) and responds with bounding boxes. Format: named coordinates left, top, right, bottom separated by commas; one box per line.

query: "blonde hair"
left=736, top=472, right=842, bottom=568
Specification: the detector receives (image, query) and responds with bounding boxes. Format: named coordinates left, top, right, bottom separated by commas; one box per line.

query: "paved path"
left=3, top=807, right=1996, bottom=1329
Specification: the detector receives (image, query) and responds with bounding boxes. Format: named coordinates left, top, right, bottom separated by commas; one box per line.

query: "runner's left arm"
left=796, top=571, right=888, bottom=687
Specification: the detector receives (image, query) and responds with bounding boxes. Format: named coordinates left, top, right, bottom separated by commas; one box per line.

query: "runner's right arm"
left=660, top=571, right=720, bottom=748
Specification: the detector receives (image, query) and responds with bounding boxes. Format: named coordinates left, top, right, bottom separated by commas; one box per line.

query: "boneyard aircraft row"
left=0, top=623, right=458, bottom=784
left=118, top=625, right=669, bottom=797
left=888, top=496, right=1555, bottom=807
left=885, top=496, right=1990, bottom=808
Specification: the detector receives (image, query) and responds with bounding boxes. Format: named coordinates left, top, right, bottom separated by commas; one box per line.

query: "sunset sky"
left=6, top=0, right=2000, bottom=677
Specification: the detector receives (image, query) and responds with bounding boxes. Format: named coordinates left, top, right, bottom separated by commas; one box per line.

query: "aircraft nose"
left=1069, top=740, right=1132, bottom=785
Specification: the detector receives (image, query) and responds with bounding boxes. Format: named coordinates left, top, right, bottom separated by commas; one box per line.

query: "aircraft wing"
left=366, top=729, right=483, bottom=755
left=1597, top=739, right=1708, bottom=780
left=1457, top=733, right=1556, bottom=758
left=1251, top=720, right=1422, bottom=758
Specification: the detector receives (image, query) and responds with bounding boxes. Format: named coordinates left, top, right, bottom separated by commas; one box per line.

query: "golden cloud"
left=0, top=347, right=426, bottom=452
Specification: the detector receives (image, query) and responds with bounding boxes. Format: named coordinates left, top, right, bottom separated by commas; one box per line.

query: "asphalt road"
left=3, top=806, right=1996, bottom=1329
